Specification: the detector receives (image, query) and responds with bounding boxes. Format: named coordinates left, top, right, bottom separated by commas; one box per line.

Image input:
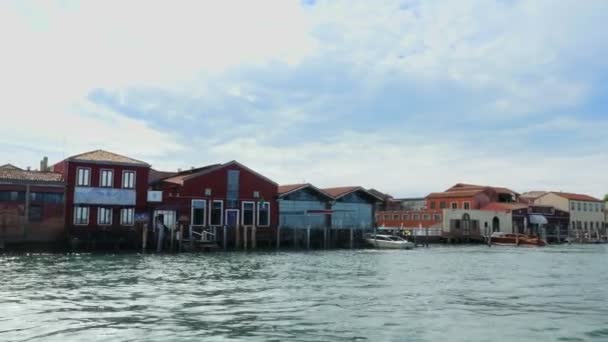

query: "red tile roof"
left=0, top=168, right=63, bottom=183
left=426, top=189, right=488, bottom=199
left=322, top=186, right=361, bottom=198
left=551, top=192, right=601, bottom=202
left=278, top=184, right=307, bottom=195
left=447, top=183, right=519, bottom=195
left=66, top=149, right=150, bottom=166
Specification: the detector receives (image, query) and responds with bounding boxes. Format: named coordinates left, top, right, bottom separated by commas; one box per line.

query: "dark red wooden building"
left=52, top=150, right=151, bottom=249
left=149, top=161, right=279, bottom=248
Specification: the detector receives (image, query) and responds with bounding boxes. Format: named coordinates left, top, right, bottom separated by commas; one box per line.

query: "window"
left=204, top=188, right=212, bottom=196
left=120, top=208, right=135, bottom=226
left=571, top=202, right=576, bottom=211
left=451, top=202, right=458, bottom=209
left=583, top=203, right=587, bottom=211
left=29, top=205, right=42, bottom=222
left=210, top=200, right=223, bottom=226
left=463, top=202, right=470, bottom=210
left=257, top=201, right=270, bottom=227
left=74, top=206, right=89, bottom=225
left=122, top=171, right=136, bottom=189
left=423, top=214, right=431, bottom=221
left=413, top=214, right=420, bottom=220
left=430, top=202, right=436, bottom=209
left=384, top=215, right=390, bottom=220
left=577, top=202, right=581, bottom=211
left=191, top=200, right=206, bottom=226
left=100, top=169, right=114, bottom=188
left=403, top=214, right=409, bottom=220
left=253, top=191, right=260, bottom=198
left=434, top=214, right=442, bottom=221
left=242, top=202, right=255, bottom=226
left=571, top=221, right=576, bottom=229
left=76, top=168, right=90, bottom=186
left=584, top=222, right=588, bottom=230
left=393, top=214, right=400, bottom=220
left=596, top=204, right=601, bottom=212
left=98, top=207, right=112, bottom=225
left=440, top=202, right=446, bottom=209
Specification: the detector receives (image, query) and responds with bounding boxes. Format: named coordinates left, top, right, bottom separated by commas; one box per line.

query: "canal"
left=1, top=245, right=607, bottom=341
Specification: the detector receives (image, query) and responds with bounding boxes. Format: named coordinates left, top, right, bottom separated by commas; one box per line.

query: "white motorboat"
left=365, top=234, right=415, bottom=249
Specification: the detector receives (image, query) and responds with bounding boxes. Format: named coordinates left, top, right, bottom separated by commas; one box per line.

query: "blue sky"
left=1, top=0, right=607, bottom=197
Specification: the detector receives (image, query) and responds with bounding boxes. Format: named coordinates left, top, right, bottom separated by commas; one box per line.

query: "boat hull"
left=365, top=238, right=415, bottom=249
left=490, top=234, right=546, bottom=247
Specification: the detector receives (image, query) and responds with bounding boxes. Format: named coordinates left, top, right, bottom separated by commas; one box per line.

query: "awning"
left=529, top=214, right=548, bottom=225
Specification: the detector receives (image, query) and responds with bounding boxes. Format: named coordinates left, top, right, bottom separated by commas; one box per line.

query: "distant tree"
left=604, top=194, right=608, bottom=202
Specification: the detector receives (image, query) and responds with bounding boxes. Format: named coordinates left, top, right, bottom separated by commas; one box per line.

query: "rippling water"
left=1, top=245, right=607, bottom=341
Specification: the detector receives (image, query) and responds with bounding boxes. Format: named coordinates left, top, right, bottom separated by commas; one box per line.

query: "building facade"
left=0, top=162, right=65, bottom=247
left=52, top=150, right=151, bottom=248
left=533, top=192, right=604, bottom=240
left=149, top=161, right=279, bottom=247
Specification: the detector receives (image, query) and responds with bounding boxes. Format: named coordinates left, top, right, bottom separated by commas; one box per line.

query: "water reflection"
left=1, top=245, right=607, bottom=341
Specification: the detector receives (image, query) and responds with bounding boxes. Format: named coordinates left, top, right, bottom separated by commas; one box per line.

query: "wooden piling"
left=293, top=227, right=297, bottom=248
left=350, top=228, right=354, bottom=249
left=323, top=227, right=328, bottom=249
left=243, top=226, right=248, bottom=250
left=236, top=225, right=241, bottom=249
left=142, top=223, right=148, bottom=253
left=252, top=225, right=257, bottom=249
left=276, top=225, right=281, bottom=249
left=306, top=227, right=311, bottom=249
left=223, top=226, right=228, bottom=250
left=178, top=224, right=183, bottom=252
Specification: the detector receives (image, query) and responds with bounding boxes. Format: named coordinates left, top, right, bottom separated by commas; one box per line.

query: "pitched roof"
left=322, top=186, right=384, bottom=201
left=426, top=189, right=488, bottom=199
left=0, top=168, right=63, bottom=184
left=66, top=150, right=150, bottom=167
left=549, top=192, right=601, bottom=202
left=368, top=188, right=393, bottom=200
left=520, top=191, right=548, bottom=199
left=481, top=202, right=528, bottom=212
left=0, top=164, right=22, bottom=170
left=447, top=183, right=519, bottom=195
left=161, top=161, right=277, bottom=186
left=148, top=169, right=178, bottom=184
left=278, top=183, right=334, bottom=200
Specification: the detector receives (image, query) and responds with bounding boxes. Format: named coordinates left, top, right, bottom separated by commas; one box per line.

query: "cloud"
left=1, top=0, right=607, bottom=198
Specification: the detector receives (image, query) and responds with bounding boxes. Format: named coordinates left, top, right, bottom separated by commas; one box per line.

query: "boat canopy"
left=529, top=214, right=548, bottom=225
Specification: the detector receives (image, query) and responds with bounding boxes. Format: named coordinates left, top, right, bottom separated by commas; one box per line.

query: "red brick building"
left=52, top=150, right=151, bottom=248
left=0, top=162, right=65, bottom=247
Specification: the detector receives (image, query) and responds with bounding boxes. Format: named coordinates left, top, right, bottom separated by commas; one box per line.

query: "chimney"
left=27, top=166, right=31, bottom=171
left=40, top=156, right=49, bottom=172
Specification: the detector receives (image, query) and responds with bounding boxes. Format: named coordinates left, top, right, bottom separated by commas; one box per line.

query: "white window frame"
left=571, top=201, right=576, bottom=211
left=209, top=200, right=224, bottom=226
left=98, top=207, right=113, bottom=226
left=99, top=169, right=114, bottom=188
left=451, top=202, right=458, bottom=209
left=122, top=170, right=136, bottom=189
left=241, top=201, right=256, bottom=226
left=76, top=167, right=91, bottom=187
left=463, top=202, right=471, bottom=210
left=120, top=208, right=135, bottom=226
left=73, top=206, right=89, bottom=225
left=257, top=201, right=271, bottom=227
left=191, top=199, right=207, bottom=226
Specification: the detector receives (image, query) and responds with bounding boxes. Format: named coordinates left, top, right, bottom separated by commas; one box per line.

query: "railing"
left=189, top=225, right=217, bottom=242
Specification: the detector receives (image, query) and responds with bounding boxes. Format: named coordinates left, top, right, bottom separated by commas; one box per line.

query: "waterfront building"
left=149, top=161, right=278, bottom=248
left=0, top=160, right=65, bottom=247
left=52, top=150, right=151, bottom=248
left=532, top=192, right=604, bottom=241
left=322, top=187, right=382, bottom=229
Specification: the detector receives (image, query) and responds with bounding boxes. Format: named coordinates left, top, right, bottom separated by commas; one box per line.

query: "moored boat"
left=365, top=234, right=415, bottom=249
left=489, top=232, right=547, bottom=247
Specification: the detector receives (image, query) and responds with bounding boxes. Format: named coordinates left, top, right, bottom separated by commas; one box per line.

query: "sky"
left=1, top=0, right=607, bottom=198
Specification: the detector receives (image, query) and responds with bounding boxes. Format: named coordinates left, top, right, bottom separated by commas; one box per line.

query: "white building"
left=442, top=208, right=513, bottom=241
left=533, top=192, right=604, bottom=240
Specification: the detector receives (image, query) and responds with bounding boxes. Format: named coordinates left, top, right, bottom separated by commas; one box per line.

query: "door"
left=225, top=209, right=239, bottom=228
left=153, top=210, right=176, bottom=230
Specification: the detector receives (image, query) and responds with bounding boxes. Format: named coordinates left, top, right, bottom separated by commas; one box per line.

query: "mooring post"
left=276, top=225, right=281, bottom=249
left=323, top=227, right=328, bottom=249
left=156, top=223, right=164, bottom=253
left=350, top=228, right=354, bottom=249
left=142, top=223, right=148, bottom=253
left=236, top=225, right=241, bottom=249
left=293, top=227, right=297, bottom=248
left=223, top=226, right=228, bottom=250
left=243, top=226, right=248, bottom=250
left=252, top=225, right=257, bottom=249
left=178, top=224, right=183, bottom=252
left=170, top=225, right=175, bottom=252
left=306, top=227, right=311, bottom=249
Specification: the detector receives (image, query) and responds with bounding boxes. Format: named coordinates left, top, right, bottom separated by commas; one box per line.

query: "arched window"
left=492, top=217, right=500, bottom=233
